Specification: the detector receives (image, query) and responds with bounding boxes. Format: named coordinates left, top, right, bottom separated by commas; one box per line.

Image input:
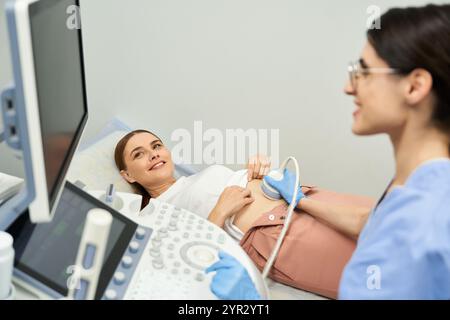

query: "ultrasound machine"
left=0, top=0, right=268, bottom=300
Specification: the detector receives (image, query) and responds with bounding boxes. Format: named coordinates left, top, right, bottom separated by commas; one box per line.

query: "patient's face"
left=120, top=132, right=175, bottom=188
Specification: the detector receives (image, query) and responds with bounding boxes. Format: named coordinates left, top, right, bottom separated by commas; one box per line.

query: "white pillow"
left=66, top=130, right=135, bottom=193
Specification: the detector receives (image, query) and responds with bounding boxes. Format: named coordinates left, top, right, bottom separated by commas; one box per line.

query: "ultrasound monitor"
left=1, top=0, right=88, bottom=227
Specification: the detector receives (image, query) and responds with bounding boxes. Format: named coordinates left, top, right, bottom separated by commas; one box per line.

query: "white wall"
left=1, top=0, right=448, bottom=196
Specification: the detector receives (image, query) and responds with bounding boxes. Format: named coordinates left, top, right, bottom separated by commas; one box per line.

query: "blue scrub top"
left=339, top=159, right=450, bottom=299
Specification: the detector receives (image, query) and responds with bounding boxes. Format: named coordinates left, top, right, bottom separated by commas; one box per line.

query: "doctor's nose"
left=344, top=80, right=356, bottom=96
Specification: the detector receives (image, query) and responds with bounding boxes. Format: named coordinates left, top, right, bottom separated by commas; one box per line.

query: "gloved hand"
left=263, top=168, right=304, bottom=206
left=205, top=250, right=261, bottom=300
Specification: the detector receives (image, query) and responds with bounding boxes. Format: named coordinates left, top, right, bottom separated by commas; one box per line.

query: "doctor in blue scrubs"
left=205, top=4, right=450, bottom=299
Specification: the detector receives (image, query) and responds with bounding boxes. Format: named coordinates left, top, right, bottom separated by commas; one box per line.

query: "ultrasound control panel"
left=8, top=182, right=268, bottom=300
left=113, top=199, right=268, bottom=300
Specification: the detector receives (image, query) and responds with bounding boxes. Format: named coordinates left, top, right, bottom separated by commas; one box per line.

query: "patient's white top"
left=157, top=165, right=248, bottom=219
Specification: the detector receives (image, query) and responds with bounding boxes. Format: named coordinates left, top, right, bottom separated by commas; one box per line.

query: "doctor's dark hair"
left=367, top=4, right=450, bottom=135
left=114, top=129, right=162, bottom=209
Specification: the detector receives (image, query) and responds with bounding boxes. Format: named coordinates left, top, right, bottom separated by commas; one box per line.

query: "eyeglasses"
left=348, top=60, right=400, bottom=90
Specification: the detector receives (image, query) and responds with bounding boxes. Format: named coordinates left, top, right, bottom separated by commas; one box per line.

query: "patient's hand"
left=207, top=186, right=255, bottom=228
left=247, top=154, right=271, bottom=181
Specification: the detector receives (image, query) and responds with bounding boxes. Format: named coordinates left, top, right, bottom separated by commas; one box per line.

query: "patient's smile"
left=149, top=160, right=166, bottom=171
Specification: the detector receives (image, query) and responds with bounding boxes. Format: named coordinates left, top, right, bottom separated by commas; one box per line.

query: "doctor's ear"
left=403, top=68, right=433, bottom=106
left=120, top=170, right=136, bottom=184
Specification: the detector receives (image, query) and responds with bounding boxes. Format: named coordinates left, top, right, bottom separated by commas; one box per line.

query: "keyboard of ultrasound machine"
left=107, top=198, right=261, bottom=300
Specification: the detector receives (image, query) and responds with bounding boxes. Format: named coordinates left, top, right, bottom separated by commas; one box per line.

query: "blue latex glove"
left=263, top=168, right=304, bottom=206
left=205, top=250, right=261, bottom=300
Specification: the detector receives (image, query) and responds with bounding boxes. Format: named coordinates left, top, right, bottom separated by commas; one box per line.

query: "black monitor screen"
left=29, top=0, right=88, bottom=208
left=8, top=182, right=137, bottom=299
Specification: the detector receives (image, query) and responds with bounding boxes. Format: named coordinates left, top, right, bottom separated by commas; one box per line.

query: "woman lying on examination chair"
left=114, top=130, right=374, bottom=299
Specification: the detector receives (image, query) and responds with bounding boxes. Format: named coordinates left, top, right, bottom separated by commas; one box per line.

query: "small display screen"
left=8, top=182, right=137, bottom=299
